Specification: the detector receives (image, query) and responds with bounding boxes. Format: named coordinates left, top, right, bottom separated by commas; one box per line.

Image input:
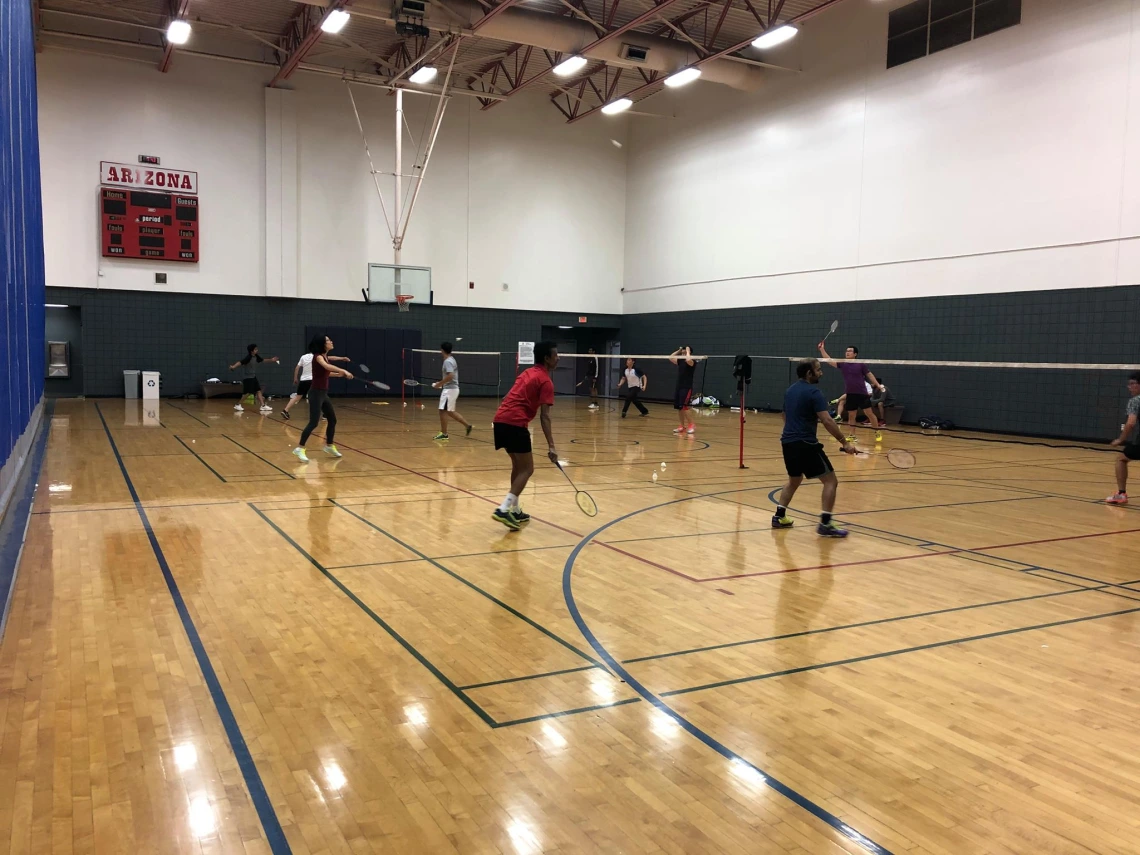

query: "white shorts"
left=439, top=387, right=460, bottom=411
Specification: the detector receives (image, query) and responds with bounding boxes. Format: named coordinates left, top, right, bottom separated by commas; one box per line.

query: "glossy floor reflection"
left=2, top=397, right=1139, bottom=854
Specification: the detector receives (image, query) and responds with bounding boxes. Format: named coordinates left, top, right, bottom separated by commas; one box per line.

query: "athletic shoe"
left=640, top=413, right=649, bottom=417
left=323, top=445, right=342, bottom=458
left=772, top=515, right=794, bottom=529
left=1106, top=492, right=1129, bottom=505
left=233, top=404, right=244, bottom=412
left=878, top=421, right=887, bottom=428
left=292, top=447, right=309, bottom=463
left=686, top=427, right=696, bottom=435
left=512, top=508, right=531, bottom=523
left=621, top=412, right=627, bottom=419
left=433, top=432, right=449, bottom=440
left=281, top=409, right=291, bottom=420
left=673, top=427, right=685, bottom=434
left=465, top=424, right=473, bottom=437
left=588, top=403, right=599, bottom=409
left=817, top=521, right=849, bottom=538
left=846, top=435, right=857, bottom=443
left=260, top=405, right=272, bottom=413
left=492, top=509, right=521, bottom=531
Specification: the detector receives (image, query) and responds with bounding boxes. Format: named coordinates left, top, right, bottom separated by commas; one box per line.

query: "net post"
left=401, top=348, right=406, bottom=406
left=739, top=385, right=747, bottom=469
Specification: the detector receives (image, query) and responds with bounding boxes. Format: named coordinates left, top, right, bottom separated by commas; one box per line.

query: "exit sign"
left=578, top=316, right=587, bottom=323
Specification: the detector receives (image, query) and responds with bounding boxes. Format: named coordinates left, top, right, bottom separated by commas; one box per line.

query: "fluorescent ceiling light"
left=601, top=97, right=632, bottom=115
left=165, top=19, right=191, bottom=45
left=320, top=9, right=351, bottom=34
left=663, top=67, right=701, bottom=88
left=552, top=55, right=587, bottom=77
left=751, top=24, right=797, bottom=49
left=45, top=303, right=70, bottom=308
left=409, top=65, right=437, bottom=84
left=557, top=325, right=573, bottom=329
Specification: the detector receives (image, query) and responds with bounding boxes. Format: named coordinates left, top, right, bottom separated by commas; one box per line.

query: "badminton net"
left=405, top=349, right=505, bottom=399
left=556, top=352, right=713, bottom=408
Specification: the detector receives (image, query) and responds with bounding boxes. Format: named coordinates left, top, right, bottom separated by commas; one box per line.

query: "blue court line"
left=327, top=500, right=602, bottom=668
left=622, top=580, right=1136, bottom=665
left=560, top=500, right=896, bottom=855
left=222, top=435, right=296, bottom=479
left=248, top=503, right=499, bottom=727
left=458, top=663, right=601, bottom=691
left=94, top=404, right=292, bottom=855
left=171, top=434, right=227, bottom=482
left=663, top=600, right=1140, bottom=699
left=0, top=402, right=53, bottom=640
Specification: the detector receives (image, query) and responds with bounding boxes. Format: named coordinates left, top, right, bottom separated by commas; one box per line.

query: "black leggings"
left=622, top=389, right=648, bottom=415
left=300, top=389, right=336, bottom=446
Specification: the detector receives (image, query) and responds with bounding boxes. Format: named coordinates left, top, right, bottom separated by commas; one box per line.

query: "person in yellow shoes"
left=292, top=334, right=353, bottom=463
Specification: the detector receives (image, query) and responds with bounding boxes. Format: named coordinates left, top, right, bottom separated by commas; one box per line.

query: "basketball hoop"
left=396, top=295, right=414, bottom=312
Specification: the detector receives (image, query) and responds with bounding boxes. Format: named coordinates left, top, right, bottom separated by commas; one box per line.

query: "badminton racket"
left=354, top=363, right=391, bottom=391
left=848, top=446, right=916, bottom=469
left=549, top=454, right=598, bottom=517
left=402, top=378, right=437, bottom=388
left=821, top=320, right=839, bottom=346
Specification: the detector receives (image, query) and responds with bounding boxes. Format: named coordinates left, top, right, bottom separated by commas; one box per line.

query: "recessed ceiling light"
left=552, top=55, right=588, bottom=76
left=166, top=20, right=191, bottom=45
left=320, top=9, right=350, bottom=34
left=751, top=24, right=797, bottom=49
left=664, top=67, right=701, bottom=88
left=409, top=65, right=437, bottom=84
left=601, top=97, right=632, bottom=115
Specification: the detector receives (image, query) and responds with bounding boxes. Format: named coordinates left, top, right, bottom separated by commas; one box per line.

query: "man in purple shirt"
left=818, top=342, right=883, bottom=438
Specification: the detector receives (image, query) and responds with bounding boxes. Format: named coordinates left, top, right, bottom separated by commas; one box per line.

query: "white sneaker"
left=672, top=427, right=684, bottom=434
left=588, top=403, right=599, bottom=409
left=292, top=447, right=309, bottom=463
left=233, top=404, right=244, bottom=412
left=259, top=405, right=272, bottom=413
left=686, top=427, right=696, bottom=434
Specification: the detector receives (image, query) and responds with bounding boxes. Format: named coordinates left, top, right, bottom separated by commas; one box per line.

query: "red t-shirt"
left=311, top=356, right=330, bottom=391
left=494, top=367, right=555, bottom=427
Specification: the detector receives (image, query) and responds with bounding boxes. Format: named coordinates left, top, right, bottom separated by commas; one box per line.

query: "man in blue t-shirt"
left=773, top=358, right=855, bottom=537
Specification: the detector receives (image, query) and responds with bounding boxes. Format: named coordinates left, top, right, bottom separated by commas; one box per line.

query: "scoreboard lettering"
left=100, top=186, right=199, bottom=263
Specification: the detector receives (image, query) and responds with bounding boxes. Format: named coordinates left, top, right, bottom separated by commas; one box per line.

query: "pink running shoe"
left=1105, top=492, right=1128, bottom=505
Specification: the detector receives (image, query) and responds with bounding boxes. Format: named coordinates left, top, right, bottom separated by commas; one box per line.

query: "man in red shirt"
left=492, top=342, right=559, bottom=530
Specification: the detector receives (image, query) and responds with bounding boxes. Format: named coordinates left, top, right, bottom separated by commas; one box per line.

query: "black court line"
left=165, top=403, right=213, bottom=428
left=222, top=435, right=296, bottom=479
left=93, top=404, right=292, bottom=855
left=327, top=500, right=602, bottom=668
left=171, top=434, right=227, bottom=482
left=623, top=579, right=1140, bottom=665
left=32, top=499, right=242, bottom=516
left=324, top=542, right=573, bottom=572
left=248, top=503, right=499, bottom=728
left=662, top=602, right=1140, bottom=698
left=492, top=697, right=641, bottom=728
left=458, top=663, right=601, bottom=691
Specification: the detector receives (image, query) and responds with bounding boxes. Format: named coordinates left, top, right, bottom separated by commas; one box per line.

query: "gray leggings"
left=299, top=389, right=336, bottom=446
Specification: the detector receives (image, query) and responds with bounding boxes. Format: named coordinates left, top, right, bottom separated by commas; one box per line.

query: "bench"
left=201, top=381, right=243, bottom=399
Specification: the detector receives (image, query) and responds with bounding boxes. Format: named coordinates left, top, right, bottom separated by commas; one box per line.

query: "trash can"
left=123, top=370, right=141, bottom=398
left=142, top=371, right=161, bottom=400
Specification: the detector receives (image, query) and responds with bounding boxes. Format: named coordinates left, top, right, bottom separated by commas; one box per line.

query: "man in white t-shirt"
left=281, top=351, right=313, bottom=420
left=433, top=342, right=473, bottom=440
left=617, top=357, right=649, bottom=418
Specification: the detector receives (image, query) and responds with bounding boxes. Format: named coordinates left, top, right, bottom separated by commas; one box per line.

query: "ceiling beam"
left=569, top=0, right=845, bottom=123
left=269, top=0, right=352, bottom=87
left=157, top=0, right=192, bottom=72
left=484, top=0, right=691, bottom=108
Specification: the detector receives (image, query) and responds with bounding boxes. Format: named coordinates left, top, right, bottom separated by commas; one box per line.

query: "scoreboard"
left=100, top=187, right=200, bottom=262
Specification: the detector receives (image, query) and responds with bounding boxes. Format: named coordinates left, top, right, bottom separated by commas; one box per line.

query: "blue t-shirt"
left=781, top=380, right=829, bottom=444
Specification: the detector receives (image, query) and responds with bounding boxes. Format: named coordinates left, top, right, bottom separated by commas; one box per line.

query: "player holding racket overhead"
left=292, top=334, right=353, bottom=463
left=432, top=342, right=473, bottom=440
left=818, top=341, right=883, bottom=439
left=490, top=342, right=559, bottom=531
left=669, top=346, right=697, bottom=435
left=773, top=358, right=855, bottom=537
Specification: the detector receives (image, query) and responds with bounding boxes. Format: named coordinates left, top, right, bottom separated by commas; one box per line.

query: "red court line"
left=696, top=526, right=1140, bottom=583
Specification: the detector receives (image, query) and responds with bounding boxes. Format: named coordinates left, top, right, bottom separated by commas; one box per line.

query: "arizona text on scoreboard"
left=99, top=161, right=200, bottom=263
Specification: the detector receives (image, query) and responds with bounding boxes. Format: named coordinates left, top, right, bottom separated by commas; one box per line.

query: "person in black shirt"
left=773, top=358, right=855, bottom=537
left=669, top=346, right=697, bottom=435
left=577, top=347, right=600, bottom=409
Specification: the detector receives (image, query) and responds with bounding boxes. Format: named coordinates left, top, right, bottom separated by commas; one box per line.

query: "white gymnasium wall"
left=622, top=0, right=1140, bottom=313
left=35, top=50, right=626, bottom=313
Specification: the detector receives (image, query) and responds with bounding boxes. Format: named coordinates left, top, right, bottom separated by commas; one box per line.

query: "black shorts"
left=493, top=422, right=532, bottom=454
left=1124, top=444, right=1140, bottom=461
left=674, top=387, right=693, bottom=410
left=242, top=377, right=261, bottom=394
left=782, top=441, right=834, bottom=479
left=296, top=379, right=312, bottom=398
left=845, top=392, right=871, bottom=410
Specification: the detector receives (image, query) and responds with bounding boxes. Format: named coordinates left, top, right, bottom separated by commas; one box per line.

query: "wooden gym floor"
left=2, top=395, right=1139, bottom=855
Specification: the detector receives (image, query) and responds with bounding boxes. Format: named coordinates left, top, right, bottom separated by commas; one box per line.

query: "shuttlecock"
left=419, top=403, right=424, bottom=409
left=660, top=462, right=666, bottom=470
left=652, top=471, right=658, bottom=482
left=403, top=402, right=407, bottom=407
